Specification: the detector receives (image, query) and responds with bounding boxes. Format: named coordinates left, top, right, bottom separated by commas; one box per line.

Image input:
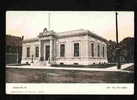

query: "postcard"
left=6, top=11, right=134, bottom=94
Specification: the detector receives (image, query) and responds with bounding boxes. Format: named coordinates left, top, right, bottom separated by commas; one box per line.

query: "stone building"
left=22, top=28, right=108, bottom=66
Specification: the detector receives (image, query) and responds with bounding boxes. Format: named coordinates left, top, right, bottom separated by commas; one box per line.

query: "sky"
left=6, top=11, right=134, bottom=41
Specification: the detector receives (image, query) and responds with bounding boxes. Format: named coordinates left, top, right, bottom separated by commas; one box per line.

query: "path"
left=106, top=63, right=133, bottom=70
left=6, top=63, right=134, bottom=73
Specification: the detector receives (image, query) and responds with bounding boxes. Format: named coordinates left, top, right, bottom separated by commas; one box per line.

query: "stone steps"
left=30, top=61, right=49, bottom=66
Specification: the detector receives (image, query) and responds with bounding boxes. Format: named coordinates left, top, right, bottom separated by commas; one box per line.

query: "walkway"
left=6, top=63, right=134, bottom=73
left=106, top=63, right=133, bottom=70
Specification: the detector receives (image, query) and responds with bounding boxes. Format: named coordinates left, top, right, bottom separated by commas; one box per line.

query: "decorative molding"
left=56, top=33, right=87, bottom=39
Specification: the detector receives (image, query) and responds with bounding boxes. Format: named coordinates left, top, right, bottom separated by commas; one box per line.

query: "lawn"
left=7, top=63, right=30, bottom=66
left=6, top=68, right=134, bottom=83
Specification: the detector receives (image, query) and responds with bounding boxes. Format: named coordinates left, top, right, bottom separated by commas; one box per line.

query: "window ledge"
left=89, top=57, right=106, bottom=59
left=72, top=56, right=81, bottom=59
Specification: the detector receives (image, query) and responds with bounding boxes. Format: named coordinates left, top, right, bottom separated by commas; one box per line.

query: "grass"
left=52, top=63, right=116, bottom=68
left=6, top=68, right=134, bottom=83
left=7, top=63, right=30, bottom=66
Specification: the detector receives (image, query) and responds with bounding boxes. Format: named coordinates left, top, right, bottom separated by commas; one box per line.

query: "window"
left=103, top=46, right=104, bottom=57
left=27, top=47, right=30, bottom=57
left=97, top=45, right=100, bottom=57
left=91, top=43, right=94, bottom=57
left=60, top=44, right=65, bottom=57
left=60, top=62, right=64, bottom=65
left=74, top=63, right=79, bottom=65
left=35, top=46, right=39, bottom=57
left=74, top=43, right=79, bottom=57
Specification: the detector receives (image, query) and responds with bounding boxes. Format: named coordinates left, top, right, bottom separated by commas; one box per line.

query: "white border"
left=6, top=83, right=134, bottom=95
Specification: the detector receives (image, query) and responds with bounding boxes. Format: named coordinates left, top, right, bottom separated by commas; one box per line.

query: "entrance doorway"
left=45, top=45, right=50, bottom=60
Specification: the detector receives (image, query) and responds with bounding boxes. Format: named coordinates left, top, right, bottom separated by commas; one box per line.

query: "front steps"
left=30, top=61, right=51, bottom=66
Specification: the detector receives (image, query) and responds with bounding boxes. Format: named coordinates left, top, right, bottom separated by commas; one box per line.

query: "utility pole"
left=115, top=11, right=121, bottom=69
left=16, top=38, right=18, bottom=64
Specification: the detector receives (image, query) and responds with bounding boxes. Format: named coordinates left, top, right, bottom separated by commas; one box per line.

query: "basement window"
left=74, top=63, right=78, bottom=65
left=60, top=62, right=64, bottom=65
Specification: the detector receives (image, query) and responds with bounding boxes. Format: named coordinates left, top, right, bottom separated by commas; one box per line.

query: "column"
left=94, top=43, right=96, bottom=57
left=100, top=44, right=102, bottom=58
left=105, top=45, right=107, bottom=59
left=50, top=39, right=53, bottom=63
left=39, top=40, right=44, bottom=61
left=54, top=40, right=56, bottom=59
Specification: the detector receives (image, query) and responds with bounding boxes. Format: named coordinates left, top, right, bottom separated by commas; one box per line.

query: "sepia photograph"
left=6, top=11, right=134, bottom=94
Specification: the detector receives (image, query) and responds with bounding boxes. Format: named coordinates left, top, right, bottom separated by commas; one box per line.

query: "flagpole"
left=48, top=13, right=51, bottom=30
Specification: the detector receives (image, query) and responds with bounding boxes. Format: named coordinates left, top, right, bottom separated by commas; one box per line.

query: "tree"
left=119, top=37, right=134, bottom=63
left=107, top=37, right=134, bottom=63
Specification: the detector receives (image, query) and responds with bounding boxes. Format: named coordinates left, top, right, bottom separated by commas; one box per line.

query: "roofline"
left=22, top=29, right=108, bottom=43
left=6, top=34, right=22, bottom=39
left=56, top=30, right=108, bottom=43
left=56, top=32, right=87, bottom=39
left=87, top=31, right=108, bottom=43
left=23, top=38, right=39, bottom=43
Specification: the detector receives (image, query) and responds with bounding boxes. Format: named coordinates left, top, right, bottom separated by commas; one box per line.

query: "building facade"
left=6, top=35, right=22, bottom=64
left=22, top=28, right=108, bottom=65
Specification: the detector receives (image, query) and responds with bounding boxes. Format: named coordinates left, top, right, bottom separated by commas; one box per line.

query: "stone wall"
left=55, top=35, right=88, bottom=65
left=55, top=35, right=108, bottom=65
left=22, top=41, right=40, bottom=64
left=87, top=36, right=108, bottom=64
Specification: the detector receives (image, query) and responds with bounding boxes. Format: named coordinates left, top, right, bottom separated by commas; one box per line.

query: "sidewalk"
left=106, top=63, right=134, bottom=70
left=6, top=63, right=134, bottom=73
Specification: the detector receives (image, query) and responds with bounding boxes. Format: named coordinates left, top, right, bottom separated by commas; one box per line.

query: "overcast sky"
left=6, top=11, right=134, bottom=41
